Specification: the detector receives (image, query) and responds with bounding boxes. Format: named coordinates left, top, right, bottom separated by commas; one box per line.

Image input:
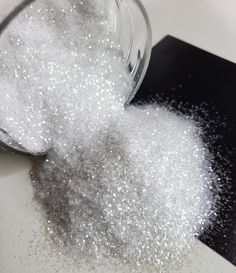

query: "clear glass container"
left=0, top=0, right=152, bottom=155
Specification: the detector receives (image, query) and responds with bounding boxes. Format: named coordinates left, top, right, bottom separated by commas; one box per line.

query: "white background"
left=0, top=0, right=236, bottom=272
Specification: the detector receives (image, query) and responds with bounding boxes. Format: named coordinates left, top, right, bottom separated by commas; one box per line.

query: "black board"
left=132, top=35, right=236, bottom=265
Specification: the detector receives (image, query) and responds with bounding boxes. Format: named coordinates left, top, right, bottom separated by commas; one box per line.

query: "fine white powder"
left=0, top=0, right=219, bottom=272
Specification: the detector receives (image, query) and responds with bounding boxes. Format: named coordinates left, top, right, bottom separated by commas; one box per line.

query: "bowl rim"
left=123, top=0, right=152, bottom=105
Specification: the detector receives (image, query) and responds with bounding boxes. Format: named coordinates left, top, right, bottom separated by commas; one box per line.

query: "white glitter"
left=0, top=0, right=219, bottom=272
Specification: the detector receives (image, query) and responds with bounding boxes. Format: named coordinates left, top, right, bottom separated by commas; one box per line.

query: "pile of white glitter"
left=0, top=0, right=218, bottom=272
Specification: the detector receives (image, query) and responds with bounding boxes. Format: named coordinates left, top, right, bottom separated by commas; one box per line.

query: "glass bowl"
left=0, top=0, right=152, bottom=155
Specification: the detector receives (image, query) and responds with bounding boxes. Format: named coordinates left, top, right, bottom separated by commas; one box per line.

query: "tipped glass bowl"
left=0, top=0, right=152, bottom=155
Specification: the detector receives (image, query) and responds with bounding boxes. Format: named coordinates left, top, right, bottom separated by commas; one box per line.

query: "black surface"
left=132, top=36, right=236, bottom=265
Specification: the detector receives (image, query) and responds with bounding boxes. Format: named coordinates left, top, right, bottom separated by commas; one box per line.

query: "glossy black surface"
left=132, top=36, right=236, bottom=265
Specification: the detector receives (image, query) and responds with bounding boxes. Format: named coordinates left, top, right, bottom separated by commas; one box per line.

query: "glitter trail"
left=0, top=0, right=219, bottom=272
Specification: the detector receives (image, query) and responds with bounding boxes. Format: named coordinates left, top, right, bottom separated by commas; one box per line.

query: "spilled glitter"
left=0, top=0, right=220, bottom=272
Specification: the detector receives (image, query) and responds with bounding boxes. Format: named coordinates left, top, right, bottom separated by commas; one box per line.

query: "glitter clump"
left=0, top=0, right=218, bottom=272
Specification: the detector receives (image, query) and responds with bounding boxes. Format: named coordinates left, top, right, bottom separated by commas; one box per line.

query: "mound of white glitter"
left=0, top=0, right=217, bottom=272
left=32, top=104, right=216, bottom=271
